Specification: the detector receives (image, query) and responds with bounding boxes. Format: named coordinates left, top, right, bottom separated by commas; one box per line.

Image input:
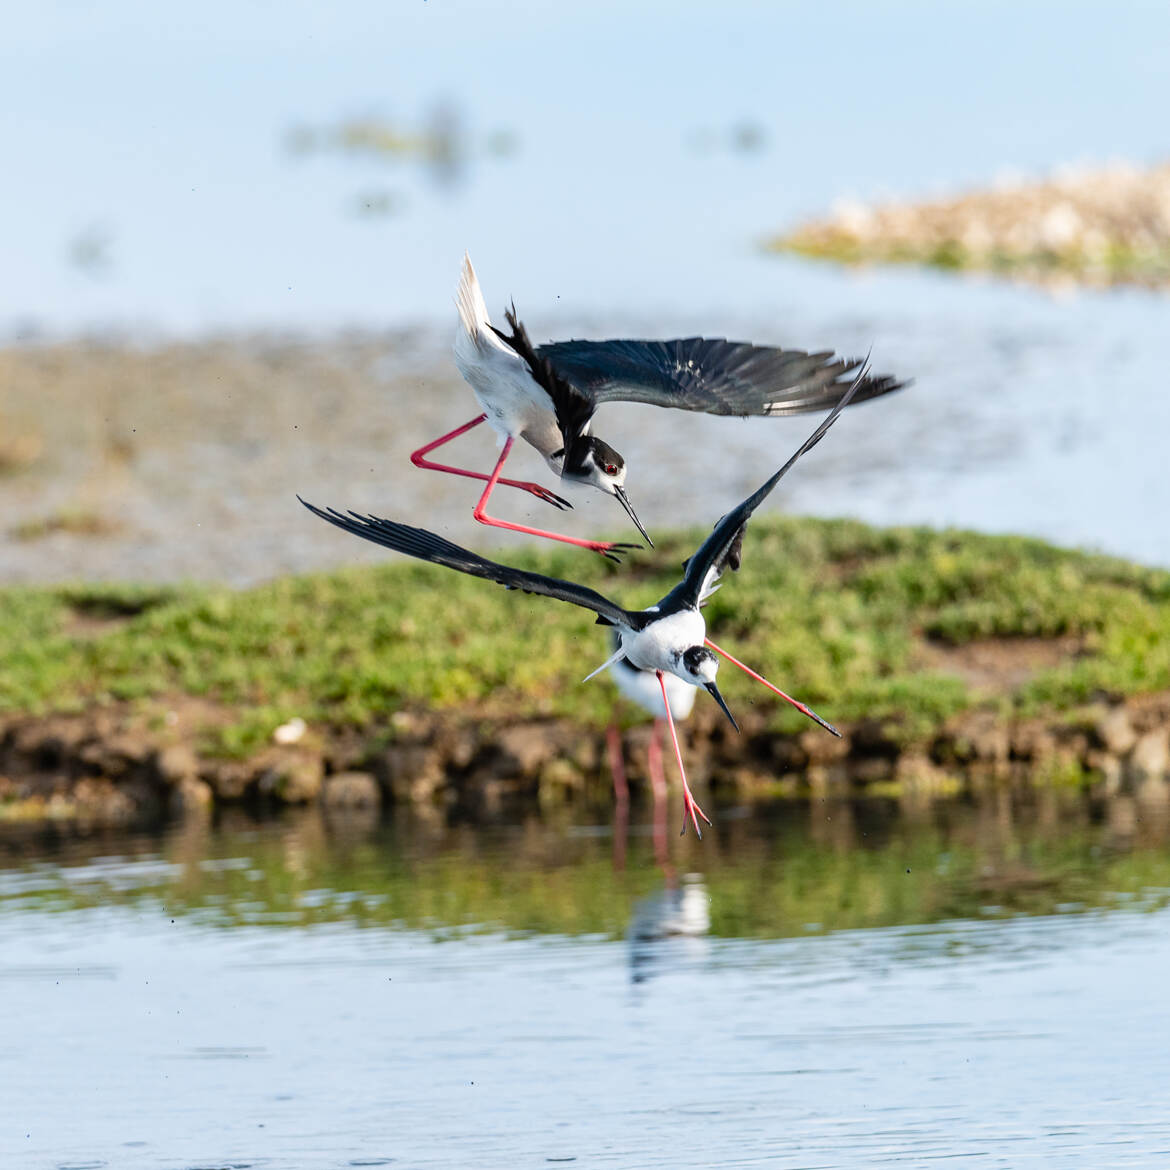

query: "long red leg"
left=473, top=438, right=641, bottom=562
left=704, top=637, right=841, bottom=737
left=649, top=719, right=670, bottom=868
left=606, top=724, right=629, bottom=808
left=658, top=671, right=711, bottom=838
left=410, top=414, right=572, bottom=510
left=648, top=719, right=667, bottom=801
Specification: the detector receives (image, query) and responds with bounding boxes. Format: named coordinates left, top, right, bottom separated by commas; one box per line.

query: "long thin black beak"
left=705, top=681, right=739, bottom=732
left=614, top=486, right=653, bottom=548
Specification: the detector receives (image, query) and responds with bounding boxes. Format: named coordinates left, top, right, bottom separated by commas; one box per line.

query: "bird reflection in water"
left=605, top=634, right=712, bottom=981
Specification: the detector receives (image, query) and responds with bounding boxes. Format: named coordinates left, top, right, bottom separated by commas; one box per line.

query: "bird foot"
left=519, top=482, right=573, bottom=511
left=679, top=783, right=711, bottom=839
left=591, top=541, right=642, bottom=564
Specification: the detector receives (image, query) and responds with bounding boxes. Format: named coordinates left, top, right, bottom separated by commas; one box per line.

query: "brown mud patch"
left=916, top=635, right=1084, bottom=693
left=3, top=682, right=1169, bottom=828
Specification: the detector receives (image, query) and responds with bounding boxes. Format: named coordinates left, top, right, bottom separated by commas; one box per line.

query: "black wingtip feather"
left=298, top=495, right=637, bottom=628
left=537, top=336, right=908, bottom=420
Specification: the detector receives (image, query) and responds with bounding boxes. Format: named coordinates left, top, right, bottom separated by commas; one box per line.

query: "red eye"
left=604, top=464, right=617, bottom=476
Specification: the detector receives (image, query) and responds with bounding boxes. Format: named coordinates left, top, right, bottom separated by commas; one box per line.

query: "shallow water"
left=4, top=793, right=1170, bottom=1168
left=6, top=1, right=1170, bottom=334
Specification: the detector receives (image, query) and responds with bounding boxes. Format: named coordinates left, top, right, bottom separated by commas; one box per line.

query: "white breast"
left=621, top=609, right=706, bottom=676
left=611, top=658, right=697, bottom=721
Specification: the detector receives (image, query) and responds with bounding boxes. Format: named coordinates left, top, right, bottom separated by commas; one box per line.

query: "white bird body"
left=610, top=653, right=696, bottom=721
left=618, top=608, right=707, bottom=678
left=438, top=252, right=904, bottom=559
left=453, top=255, right=564, bottom=467
left=304, top=359, right=876, bottom=834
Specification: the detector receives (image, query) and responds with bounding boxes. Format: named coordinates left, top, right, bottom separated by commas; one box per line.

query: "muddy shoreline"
left=4, top=690, right=1169, bottom=828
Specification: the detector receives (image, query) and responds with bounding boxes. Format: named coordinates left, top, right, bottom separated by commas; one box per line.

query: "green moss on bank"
left=772, top=229, right=1170, bottom=287
left=3, top=518, right=1169, bottom=754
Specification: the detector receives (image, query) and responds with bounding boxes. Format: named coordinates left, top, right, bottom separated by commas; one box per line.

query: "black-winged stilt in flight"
left=300, top=365, right=871, bottom=836
left=412, top=254, right=907, bottom=560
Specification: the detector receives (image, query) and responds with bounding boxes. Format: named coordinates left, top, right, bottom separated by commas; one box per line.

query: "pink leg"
left=704, top=637, right=841, bottom=737
left=658, top=671, right=711, bottom=838
left=612, top=774, right=629, bottom=874
left=410, top=414, right=572, bottom=510
left=473, top=438, right=641, bottom=562
left=648, top=719, right=667, bottom=801
left=606, top=723, right=629, bottom=808
left=649, top=719, right=670, bottom=868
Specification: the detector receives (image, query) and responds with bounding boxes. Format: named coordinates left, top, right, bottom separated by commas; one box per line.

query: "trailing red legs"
left=657, top=671, right=711, bottom=838
left=648, top=725, right=671, bottom=868
left=647, top=720, right=667, bottom=802
left=606, top=724, right=629, bottom=808
left=648, top=720, right=671, bottom=867
left=410, top=414, right=573, bottom=510
left=704, top=637, right=841, bottom=737
left=608, top=720, right=671, bottom=868
left=606, top=720, right=667, bottom=804
left=474, top=437, right=640, bottom=562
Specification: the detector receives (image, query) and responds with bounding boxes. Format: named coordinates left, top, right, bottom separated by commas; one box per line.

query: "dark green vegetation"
left=3, top=795, right=1168, bottom=939
left=3, top=518, right=1170, bottom=756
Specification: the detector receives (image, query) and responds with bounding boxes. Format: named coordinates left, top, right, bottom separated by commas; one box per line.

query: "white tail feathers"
left=582, top=642, right=628, bottom=683
left=455, top=252, right=492, bottom=345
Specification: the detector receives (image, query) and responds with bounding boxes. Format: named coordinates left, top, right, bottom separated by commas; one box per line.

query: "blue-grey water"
left=7, top=906, right=1170, bottom=1168
left=3, top=796, right=1170, bottom=1169
left=6, top=0, right=1168, bottom=333
left=5, top=7, right=1170, bottom=1165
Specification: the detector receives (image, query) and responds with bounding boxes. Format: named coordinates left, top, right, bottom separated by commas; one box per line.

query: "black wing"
left=658, top=363, right=870, bottom=614
left=537, top=336, right=905, bottom=418
left=298, top=498, right=638, bottom=628
left=490, top=306, right=595, bottom=447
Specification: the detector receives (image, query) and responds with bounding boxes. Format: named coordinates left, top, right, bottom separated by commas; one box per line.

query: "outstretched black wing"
left=537, top=336, right=904, bottom=418
left=298, top=498, right=639, bottom=628
left=658, top=363, right=870, bottom=614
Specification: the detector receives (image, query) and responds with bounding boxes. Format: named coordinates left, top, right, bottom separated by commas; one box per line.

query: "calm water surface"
left=3, top=794, right=1170, bottom=1168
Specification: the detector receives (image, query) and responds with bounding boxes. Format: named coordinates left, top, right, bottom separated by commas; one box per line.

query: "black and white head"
left=679, top=645, right=738, bottom=731
left=561, top=436, right=652, bottom=545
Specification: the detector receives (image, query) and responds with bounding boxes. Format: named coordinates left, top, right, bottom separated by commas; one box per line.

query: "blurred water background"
left=3, top=0, right=1170, bottom=578
left=5, top=3, right=1170, bottom=1166
left=5, top=791, right=1170, bottom=1169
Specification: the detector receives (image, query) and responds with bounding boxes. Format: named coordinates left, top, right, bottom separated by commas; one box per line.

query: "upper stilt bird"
left=411, top=254, right=906, bottom=560
left=301, top=366, right=873, bottom=836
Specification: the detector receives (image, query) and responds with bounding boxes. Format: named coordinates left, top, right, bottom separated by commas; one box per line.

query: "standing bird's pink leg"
left=607, top=725, right=630, bottom=872
left=473, top=438, right=641, bottom=562
left=657, top=672, right=711, bottom=838
left=606, top=724, right=629, bottom=808
left=704, top=637, right=841, bottom=737
left=410, top=414, right=572, bottom=509
left=649, top=718, right=670, bottom=866
left=648, top=719, right=667, bottom=802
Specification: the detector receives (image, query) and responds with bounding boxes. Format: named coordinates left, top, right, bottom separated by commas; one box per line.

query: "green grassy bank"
left=4, top=517, right=1170, bottom=759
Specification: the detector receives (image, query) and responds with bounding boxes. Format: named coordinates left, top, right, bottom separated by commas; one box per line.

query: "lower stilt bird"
left=301, top=366, right=869, bottom=836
